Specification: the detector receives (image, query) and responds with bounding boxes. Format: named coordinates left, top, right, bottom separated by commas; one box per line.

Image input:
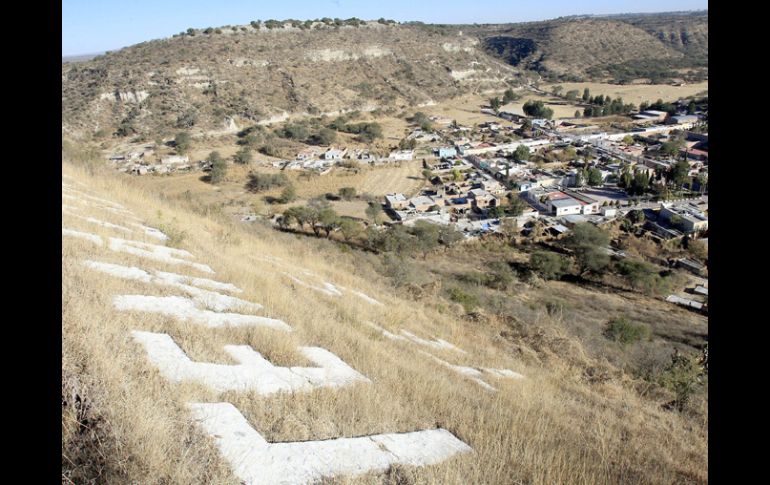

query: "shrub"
left=339, top=187, right=357, bottom=201
left=448, top=287, right=479, bottom=313
left=658, top=349, right=705, bottom=412
left=233, top=147, right=253, bottom=164
left=605, top=317, right=651, bottom=347
left=259, top=143, right=280, bottom=157
left=616, top=258, right=672, bottom=295
left=156, top=221, right=188, bottom=247
left=365, top=202, right=383, bottom=223
left=245, top=172, right=289, bottom=192
left=308, top=127, right=337, bottom=146
left=277, top=123, right=309, bottom=141
left=277, top=184, right=297, bottom=204
left=208, top=152, right=227, bottom=184
left=175, top=110, right=198, bottom=129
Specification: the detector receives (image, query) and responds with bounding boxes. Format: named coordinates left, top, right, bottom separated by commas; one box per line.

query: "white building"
left=323, top=148, right=346, bottom=160
left=160, top=155, right=189, bottom=164
left=389, top=150, right=414, bottom=161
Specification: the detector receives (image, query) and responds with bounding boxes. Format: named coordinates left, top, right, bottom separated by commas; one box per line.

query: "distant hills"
left=61, top=12, right=707, bottom=140
left=478, top=11, right=707, bottom=82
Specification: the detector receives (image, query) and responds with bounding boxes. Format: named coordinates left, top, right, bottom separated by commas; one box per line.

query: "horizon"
left=62, top=0, right=708, bottom=57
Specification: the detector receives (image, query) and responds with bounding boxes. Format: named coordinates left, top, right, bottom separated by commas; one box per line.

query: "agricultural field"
left=542, top=81, right=708, bottom=106
left=287, top=161, right=425, bottom=199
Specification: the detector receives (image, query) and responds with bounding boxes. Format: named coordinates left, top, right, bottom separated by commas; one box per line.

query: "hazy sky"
left=62, top=0, right=708, bottom=56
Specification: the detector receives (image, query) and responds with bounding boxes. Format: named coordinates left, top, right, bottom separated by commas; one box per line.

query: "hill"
left=61, top=13, right=707, bottom=141
left=61, top=21, right=518, bottom=140
left=479, top=12, right=707, bottom=82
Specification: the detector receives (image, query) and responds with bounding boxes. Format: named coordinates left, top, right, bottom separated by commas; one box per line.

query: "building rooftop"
left=563, top=214, right=587, bottom=224
left=662, top=203, right=708, bottom=222
left=410, top=196, right=436, bottom=207
left=551, top=198, right=581, bottom=209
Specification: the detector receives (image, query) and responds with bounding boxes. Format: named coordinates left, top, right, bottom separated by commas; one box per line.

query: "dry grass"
left=127, top=160, right=426, bottom=221
left=542, top=81, right=708, bottom=106
left=62, top=161, right=707, bottom=484
left=288, top=162, right=425, bottom=199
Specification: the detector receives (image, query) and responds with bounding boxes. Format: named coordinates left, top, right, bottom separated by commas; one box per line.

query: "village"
left=373, top=101, right=708, bottom=240
left=104, top=92, right=708, bottom=311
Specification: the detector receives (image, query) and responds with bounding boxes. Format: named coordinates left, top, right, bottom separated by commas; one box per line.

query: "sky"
left=62, top=0, right=708, bottom=56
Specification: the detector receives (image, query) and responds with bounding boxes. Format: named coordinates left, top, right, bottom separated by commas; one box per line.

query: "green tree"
left=668, top=160, right=691, bottom=187
left=301, top=199, right=335, bottom=237
left=513, top=144, right=530, bottom=162
left=629, top=171, right=650, bottom=196
left=530, top=251, right=569, bottom=280
left=437, top=224, right=463, bottom=247
left=587, top=167, right=603, bottom=186
left=628, top=209, right=646, bottom=224
left=283, top=206, right=311, bottom=230
left=174, top=132, right=192, bottom=154
left=366, top=202, right=384, bottom=224
left=551, top=85, right=563, bottom=96
left=574, top=110, right=581, bottom=118
left=565, top=223, right=610, bottom=276
left=502, top=89, right=518, bottom=104
left=410, top=220, right=441, bottom=257
left=565, top=90, right=579, bottom=101
left=582, top=88, right=590, bottom=102
left=490, top=205, right=506, bottom=219
left=622, top=135, right=635, bottom=145
left=661, top=138, right=685, bottom=156
left=279, top=123, right=310, bottom=141
left=208, top=151, right=227, bottom=184
left=574, top=169, right=584, bottom=187
left=505, top=193, right=527, bottom=216
left=619, top=165, right=633, bottom=188
left=522, top=100, right=554, bottom=119
left=687, top=238, right=707, bottom=260
left=452, top=168, right=462, bottom=181
left=338, top=218, right=363, bottom=242
left=398, top=137, right=417, bottom=150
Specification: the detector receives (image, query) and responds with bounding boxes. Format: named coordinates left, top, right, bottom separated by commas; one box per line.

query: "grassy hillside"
left=62, top=146, right=707, bottom=484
